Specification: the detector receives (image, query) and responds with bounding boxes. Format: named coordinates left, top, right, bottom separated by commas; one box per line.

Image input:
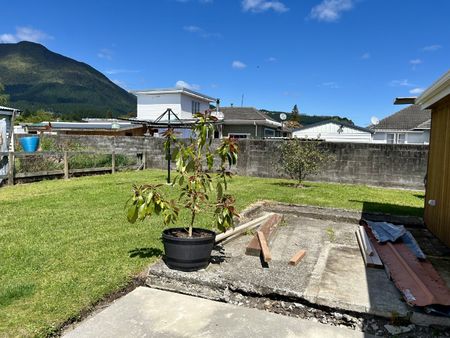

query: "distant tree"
left=0, top=83, right=9, bottom=106
left=15, top=110, right=55, bottom=123
left=290, top=104, right=300, bottom=122
left=278, top=139, right=333, bottom=187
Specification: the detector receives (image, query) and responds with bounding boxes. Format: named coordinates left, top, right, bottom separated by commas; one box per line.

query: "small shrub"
left=278, top=139, right=333, bottom=186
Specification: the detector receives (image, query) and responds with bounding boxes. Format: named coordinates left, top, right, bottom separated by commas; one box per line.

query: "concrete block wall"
left=44, top=135, right=428, bottom=190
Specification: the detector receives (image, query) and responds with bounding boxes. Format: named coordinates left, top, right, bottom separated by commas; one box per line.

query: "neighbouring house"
left=370, top=104, right=431, bottom=144
left=292, top=120, right=373, bottom=143
left=0, top=106, right=21, bottom=183
left=133, top=87, right=215, bottom=121
left=415, top=70, right=450, bottom=247
left=26, top=120, right=147, bottom=136
left=220, top=107, right=285, bottom=139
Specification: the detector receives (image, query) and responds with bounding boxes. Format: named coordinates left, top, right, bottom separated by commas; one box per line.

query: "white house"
left=292, top=120, right=373, bottom=143
left=370, top=104, right=431, bottom=144
left=132, top=87, right=216, bottom=121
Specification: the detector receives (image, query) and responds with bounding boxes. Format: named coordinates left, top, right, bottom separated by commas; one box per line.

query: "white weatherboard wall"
left=137, top=93, right=182, bottom=120
left=293, top=122, right=372, bottom=143
left=371, top=131, right=430, bottom=145
left=137, top=92, right=212, bottom=121
left=180, top=94, right=210, bottom=117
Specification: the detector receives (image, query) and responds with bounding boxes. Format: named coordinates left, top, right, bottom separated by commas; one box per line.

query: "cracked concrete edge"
left=257, top=201, right=424, bottom=227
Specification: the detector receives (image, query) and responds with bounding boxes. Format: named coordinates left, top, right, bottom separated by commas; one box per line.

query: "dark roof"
left=371, top=105, right=431, bottom=131
left=294, top=119, right=373, bottom=134
left=220, top=107, right=278, bottom=122
left=414, top=119, right=431, bottom=130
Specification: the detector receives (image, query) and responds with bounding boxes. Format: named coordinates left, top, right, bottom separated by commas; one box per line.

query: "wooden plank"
left=245, top=213, right=283, bottom=256
left=215, top=213, right=274, bottom=243
left=359, top=226, right=373, bottom=256
left=356, top=230, right=383, bottom=269
left=8, top=152, right=14, bottom=186
left=63, top=151, right=69, bottom=179
left=257, top=231, right=271, bottom=263
left=359, top=227, right=383, bottom=266
left=289, top=250, right=306, bottom=266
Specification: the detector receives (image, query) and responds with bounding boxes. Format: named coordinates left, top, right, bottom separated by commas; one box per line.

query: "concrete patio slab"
left=63, top=287, right=374, bottom=338
left=148, top=209, right=409, bottom=318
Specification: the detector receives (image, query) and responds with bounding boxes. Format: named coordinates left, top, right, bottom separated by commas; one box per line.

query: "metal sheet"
left=364, top=223, right=450, bottom=307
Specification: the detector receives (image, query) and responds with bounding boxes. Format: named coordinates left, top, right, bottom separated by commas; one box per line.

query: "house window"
left=397, top=133, right=406, bottom=144
left=264, top=128, right=275, bottom=138
left=191, top=101, right=200, bottom=114
left=228, top=133, right=249, bottom=139
left=387, top=133, right=395, bottom=144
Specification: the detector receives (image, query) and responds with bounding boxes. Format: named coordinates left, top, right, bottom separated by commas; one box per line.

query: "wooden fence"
left=0, top=151, right=145, bottom=186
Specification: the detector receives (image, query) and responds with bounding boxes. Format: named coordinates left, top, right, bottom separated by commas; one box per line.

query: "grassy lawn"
left=0, top=170, right=424, bottom=337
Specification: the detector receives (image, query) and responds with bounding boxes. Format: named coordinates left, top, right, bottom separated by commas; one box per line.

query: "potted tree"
left=127, top=111, right=239, bottom=271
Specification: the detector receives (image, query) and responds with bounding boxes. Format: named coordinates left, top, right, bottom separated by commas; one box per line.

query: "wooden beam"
left=63, top=151, right=69, bottom=179
left=245, top=213, right=283, bottom=256
left=215, top=213, right=275, bottom=243
left=8, top=151, right=14, bottom=186
left=289, top=250, right=306, bottom=266
left=257, top=231, right=271, bottom=263
left=356, top=228, right=383, bottom=268
left=359, top=226, right=373, bottom=256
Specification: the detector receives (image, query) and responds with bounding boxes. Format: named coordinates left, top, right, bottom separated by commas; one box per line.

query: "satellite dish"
left=280, top=113, right=287, bottom=121
left=370, top=116, right=380, bottom=125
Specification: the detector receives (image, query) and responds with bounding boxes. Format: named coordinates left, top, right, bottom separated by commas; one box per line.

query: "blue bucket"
left=20, top=136, right=40, bottom=153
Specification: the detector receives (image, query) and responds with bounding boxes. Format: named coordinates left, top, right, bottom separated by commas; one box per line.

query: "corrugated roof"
left=371, top=105, right=431, bottom=131
left=220, top=107, right=278, bottom=122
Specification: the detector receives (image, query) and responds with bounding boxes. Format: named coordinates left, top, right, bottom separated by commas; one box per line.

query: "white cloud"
left=422, top=44, right=442, bottom=52
left=242, top=0, right=289, bottom=13
left=104, top=69, right=139, bottom=75
left=183, top=25, right=202, bottom=33
left=409, top=88, right=425, bottom=95
left=410, top=58, right=422, bottom=70
left=175, top=80, right=200, bottom=90
left=267, top=56, right=277, bottom=62
left=97, top=48, right=114, bottom=60
left=0, top=26, right=52, bottom=43
left=232, top=60, right=247, bottom=69
left=310, top=0, right=354, bottom=22
left=361, top=52, right=370, bottom=60
left=183, top=25, right=221, bottom=38
left=390, top=79, right=415, bottom=87
left=320, top=81, right=340, bottom=88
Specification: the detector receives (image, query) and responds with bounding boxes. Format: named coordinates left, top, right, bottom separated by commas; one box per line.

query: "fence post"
left=64, top=151, right=69, bottom=179
left=143, top=151, right=147, bottom=170
left=8, top=151, right=14, bottom=186
left=112, top=151, right=116, bottom=174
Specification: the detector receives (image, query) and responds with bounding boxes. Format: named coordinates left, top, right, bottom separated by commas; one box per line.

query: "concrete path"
left=64, top=287, right=374, bottom=338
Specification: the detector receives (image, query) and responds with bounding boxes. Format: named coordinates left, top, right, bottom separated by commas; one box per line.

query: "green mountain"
left=261, top=110, right=354, bottom=126
left=0, top=41, right=136, bottom=118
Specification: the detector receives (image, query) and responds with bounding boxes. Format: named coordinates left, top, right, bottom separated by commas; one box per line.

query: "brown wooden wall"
left=424, top=95, right=450, bottom=247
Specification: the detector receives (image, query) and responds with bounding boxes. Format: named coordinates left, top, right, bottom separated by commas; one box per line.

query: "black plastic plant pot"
left=162, top=228, right=216, bottom=272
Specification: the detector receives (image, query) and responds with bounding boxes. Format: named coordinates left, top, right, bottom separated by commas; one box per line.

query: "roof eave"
left=415, top=70, right=450, bottom=109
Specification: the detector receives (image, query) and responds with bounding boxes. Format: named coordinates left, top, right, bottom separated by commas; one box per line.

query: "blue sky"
left=1, top=0, right=449, bottom=125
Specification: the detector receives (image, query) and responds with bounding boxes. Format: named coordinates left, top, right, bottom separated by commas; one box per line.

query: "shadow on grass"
left=269, top=182, right=313, bottom=189
left=350, top=200, right=424, bottom=217
left=414, top=194, right=425, bottom=200
left=0, top=283, right=36, bottom=307
left=128, top=247, right=163, bottom=258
